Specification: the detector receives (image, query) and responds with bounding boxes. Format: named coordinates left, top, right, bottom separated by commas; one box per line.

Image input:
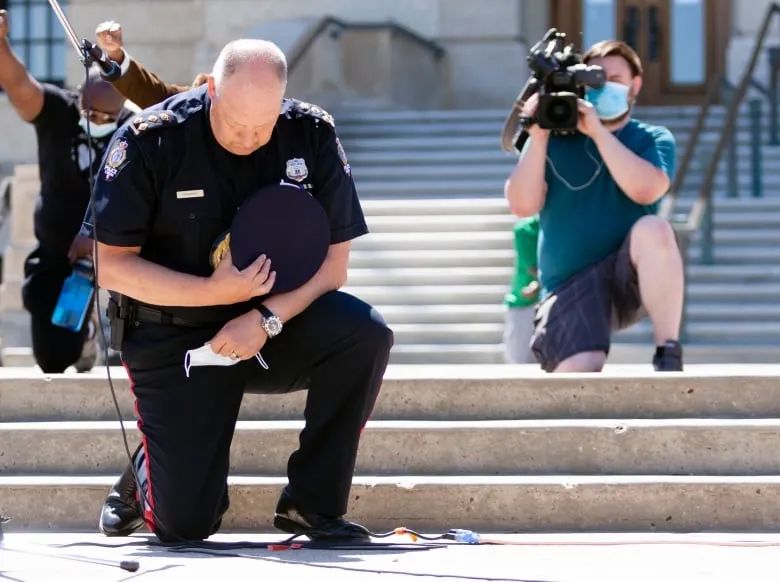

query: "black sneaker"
left=273, top=488, right=370, bottom=542
left=653, top=340, right=683, bottom=372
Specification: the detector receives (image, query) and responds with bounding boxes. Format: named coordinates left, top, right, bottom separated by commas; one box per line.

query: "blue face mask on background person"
left=78, top=116, right=118, bottom=139
left=585, top=81, right=631, bottom=121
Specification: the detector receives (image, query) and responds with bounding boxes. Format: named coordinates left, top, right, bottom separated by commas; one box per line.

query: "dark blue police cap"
left=228, top=183, right=330, bottom=294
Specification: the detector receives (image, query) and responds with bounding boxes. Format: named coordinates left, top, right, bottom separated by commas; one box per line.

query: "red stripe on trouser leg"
left=123, top=362, right=157, bottom=533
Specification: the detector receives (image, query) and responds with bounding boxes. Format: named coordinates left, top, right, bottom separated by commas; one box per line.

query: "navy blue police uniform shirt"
left=32, top=84, right=131, bottom=255
left=92, top=84, right=367, bottom=322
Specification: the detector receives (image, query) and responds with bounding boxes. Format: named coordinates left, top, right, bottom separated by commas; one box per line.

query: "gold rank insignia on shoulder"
left=130, top=109, right=178, bottom=136
left=293, top=100, right=335, bottom=127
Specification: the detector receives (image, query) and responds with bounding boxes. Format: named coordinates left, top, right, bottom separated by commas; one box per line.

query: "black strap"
left=133, top=305, right=203, bottom=328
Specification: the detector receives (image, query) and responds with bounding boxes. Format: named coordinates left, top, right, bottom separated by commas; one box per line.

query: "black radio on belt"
left=106, top=294, right=135, bottom=350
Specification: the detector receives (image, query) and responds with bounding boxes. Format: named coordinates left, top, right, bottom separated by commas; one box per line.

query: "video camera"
left=500, top=28, right=606, bottom=151
left=527, top=29, right=605, bottom=132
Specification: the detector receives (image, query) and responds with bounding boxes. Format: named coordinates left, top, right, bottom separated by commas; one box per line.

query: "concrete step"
left=388, top=321, right=780, bottom=345
left=3, top=365, right=780, bottom=421
left=342, top=133, right=770, bottom=155
left=390, top=343, right=780, bottom=365
left=694, top=247, right=780, bottom=263
left=4, top=475, right=780, bottom=532
left=352, top=232, right=511, bottom=251
left=349, top=267, right=512, bottom=286
left=338, top=106, right=723, bottom=123
left=358, top=197, right=780, bottom=216
left=689, top=229, right=780, bottom=245
left=355, top=179, right=507, bottom=197
left=5, top=419, right=780, bottom=476
left=361, top=197, right=510, bottom=215
left=376, top=303, right=780, bottom=324
left=343, top=283, right=780, bottom=304
left=338, top=120, right=756, bottom=140
left=353, top=164, right=780, bottom=185
left=349, top=265, right=780, bottom=286
left=347, top=147, right=780, bottom=169
left=349, top=249, right=514, bottom=268
left=365, top=214, right=515, bottom=233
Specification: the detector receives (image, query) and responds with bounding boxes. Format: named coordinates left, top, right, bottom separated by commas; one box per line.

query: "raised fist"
left=95, top=20, right=124, bottom=62
left=0, top=10, right=10, bottom=41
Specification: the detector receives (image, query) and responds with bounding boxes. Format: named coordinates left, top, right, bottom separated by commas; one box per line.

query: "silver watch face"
left=263, top=315, right=283, bottom=337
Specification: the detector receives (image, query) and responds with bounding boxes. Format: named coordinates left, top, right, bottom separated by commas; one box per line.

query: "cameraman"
left=505, top=40, right=683, bottom=373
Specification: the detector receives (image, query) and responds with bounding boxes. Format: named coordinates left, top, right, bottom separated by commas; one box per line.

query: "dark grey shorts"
left=530, top=236, right=644, bottom=372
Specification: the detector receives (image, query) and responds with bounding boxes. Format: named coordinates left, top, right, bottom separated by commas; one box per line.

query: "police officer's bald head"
left=212, top=39, right=287, bottom=88
left=208, top=39, right=287, bottom=156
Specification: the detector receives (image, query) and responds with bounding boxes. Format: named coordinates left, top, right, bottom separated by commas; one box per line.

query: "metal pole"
left=750, top=98, right=764, bottom=197
left=769, top=46, right=780, bottom=145
left=45, top=0, right=83, bottom=60
left=727, top=131, right=738, bottom=198
left=700, top=199, right=715, bottom=264
left=722, top=81, right=739, bottom=198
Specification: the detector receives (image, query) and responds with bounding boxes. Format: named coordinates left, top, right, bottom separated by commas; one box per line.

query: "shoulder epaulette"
left=129, top=110, right=179, bottom=136
left=286, top=99, right=335, bottom=127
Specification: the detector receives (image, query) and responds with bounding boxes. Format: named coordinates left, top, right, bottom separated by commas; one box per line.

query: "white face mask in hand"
left=184, top=343, right=269, bottom=378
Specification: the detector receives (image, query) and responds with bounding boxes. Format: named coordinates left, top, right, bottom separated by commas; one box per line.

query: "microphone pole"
left=45, top=0, right=121, bottom=80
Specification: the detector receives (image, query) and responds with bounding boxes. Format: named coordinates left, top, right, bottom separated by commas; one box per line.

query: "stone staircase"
left=335, top=105, right=780, bottom=363
left=3, top=365, right=780, bottom=532
left=3, top=106, right=780, bottom=366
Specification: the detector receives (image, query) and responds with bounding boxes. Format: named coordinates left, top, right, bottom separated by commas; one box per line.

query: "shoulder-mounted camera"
left=501, top=28, right=606, bottom=152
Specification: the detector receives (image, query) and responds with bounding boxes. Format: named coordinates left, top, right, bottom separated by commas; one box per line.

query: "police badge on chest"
left=286, top=158, right=308, bottom=182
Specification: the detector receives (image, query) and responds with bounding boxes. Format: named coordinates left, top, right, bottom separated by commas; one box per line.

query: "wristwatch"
left=257, top=304, right=283, bottom=338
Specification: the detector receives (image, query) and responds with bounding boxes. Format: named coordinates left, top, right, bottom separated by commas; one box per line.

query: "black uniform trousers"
left=121, top=291, right=393, bottom=542
left=22, top=246, right=93, bottom=373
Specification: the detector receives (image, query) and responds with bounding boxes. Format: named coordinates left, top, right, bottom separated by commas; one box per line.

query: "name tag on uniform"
left=177, top=189, right=205, bottom=199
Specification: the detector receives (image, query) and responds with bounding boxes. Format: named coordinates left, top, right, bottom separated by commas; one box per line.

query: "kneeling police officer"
left=92, top=39, right=393, bottom=542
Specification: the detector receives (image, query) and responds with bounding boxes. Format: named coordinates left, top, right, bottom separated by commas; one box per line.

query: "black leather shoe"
left=99, top=453, right=145, bottom=537
left=273, top=489, right=370, bottom=542
left=653, top=340, right=683, bottom=372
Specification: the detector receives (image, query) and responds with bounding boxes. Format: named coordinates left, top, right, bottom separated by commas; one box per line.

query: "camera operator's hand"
left=576, top=99, right=604, bottom=138
left=521, top=94, right=550, bottom=141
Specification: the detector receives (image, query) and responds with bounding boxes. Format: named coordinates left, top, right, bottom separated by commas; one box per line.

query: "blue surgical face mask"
left=585, top=81, right=631, bottom=121
left=78, top=116, right=118, bottom=139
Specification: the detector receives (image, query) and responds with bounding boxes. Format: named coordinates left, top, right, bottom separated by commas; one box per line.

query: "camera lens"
left=547, top=100, right=572, bottom=124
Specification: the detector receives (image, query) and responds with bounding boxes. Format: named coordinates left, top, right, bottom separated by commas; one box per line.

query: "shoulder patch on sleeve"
left=129, top=110, right=179, bottom=136
left=102, top=138, right=131, bottom=181
left=288, top=100, right=335, bottom=127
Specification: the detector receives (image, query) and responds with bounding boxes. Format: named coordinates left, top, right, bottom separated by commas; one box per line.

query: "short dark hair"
left=583, top=40, right=643, bottom=77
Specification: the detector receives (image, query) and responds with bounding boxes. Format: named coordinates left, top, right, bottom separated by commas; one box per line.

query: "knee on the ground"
left=151, top=510, right=216, bottom=543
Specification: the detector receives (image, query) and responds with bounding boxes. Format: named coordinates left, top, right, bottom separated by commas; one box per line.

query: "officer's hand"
left=95, top=21, right=125, bottom=63
left=0, top=10, right=9, bottom=41
left=208, top=310, right=267, bottom=361
left=521, top=93, right=549, bottom=141
left=67, top=234, right=94, bottom=264
left=577, top=98, right=603, bottom=138
left=208, top=250, right=276, bottom=304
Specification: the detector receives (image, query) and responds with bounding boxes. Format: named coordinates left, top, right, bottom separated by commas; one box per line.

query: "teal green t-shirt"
left=504, top=216, right=540, bottom=308
left=536, top=119, right=676, bottom=293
